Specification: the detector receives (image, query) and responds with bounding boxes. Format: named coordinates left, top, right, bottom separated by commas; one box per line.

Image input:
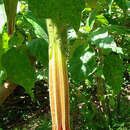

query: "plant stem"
left=46, top=19, right=70, bottom=130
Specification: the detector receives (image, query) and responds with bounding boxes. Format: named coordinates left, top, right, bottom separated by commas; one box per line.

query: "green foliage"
left=1, top=48, right=35, bottom=96
left=27, top=38, right=48, bottom=66
left=96, top=14, right=109, bottom=25
left=107, top=0, right=114, bottom=14
left=103, top=53, right=124, bottom=94
left=69, top=44, right=96, bottom=84
left=24, top=12, right=48, bottom=40
left=88, top=28, right=123, bottom=54
left=115, top=0, right=128, bottom=11
left=8, top=31, right=24, bottom=48
left=86, top=9, right=97, bottom=30
left=108, top=25, right=130, bottom=34
left=28, top=0, right=85, bottom=30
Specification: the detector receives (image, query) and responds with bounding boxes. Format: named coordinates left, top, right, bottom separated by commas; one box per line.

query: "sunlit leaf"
left=88, top=28, right=123, bottom=54
left=96, top=15, right=109, bottom=25
left=86, top=9, right=97, bottom=30
left=69, top=44, right=96, bottom=83
left=24, top=12, right=48, bottom=41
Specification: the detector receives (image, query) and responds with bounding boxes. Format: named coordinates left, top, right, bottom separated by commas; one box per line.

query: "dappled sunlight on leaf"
left=69, top=44, right=96, bottom=84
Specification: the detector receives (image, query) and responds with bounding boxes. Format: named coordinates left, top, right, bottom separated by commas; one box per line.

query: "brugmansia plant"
left=3, top=0, right=18, bottom=35
left=28, top=0, right=85, bottom=129
left=0, top=0, right=128, bottom=129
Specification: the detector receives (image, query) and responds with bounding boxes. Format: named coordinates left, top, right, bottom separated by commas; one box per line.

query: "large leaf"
left=69, top=43, right=96, bottom=83
left=27, top=38, right=48, bottom=67
left=1, top=48, right=35, bottom=96
left=28, top=0, right=85, bottom=30
left=103, top=54, right=124, bottom=94
left=88, top=28, right=123, bottom=54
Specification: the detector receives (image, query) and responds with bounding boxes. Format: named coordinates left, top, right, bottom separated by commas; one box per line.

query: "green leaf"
left=79, top=10, right=97, bottom=34
left=108, top=25, right=130, bottom=34
left=103, top=54, right=124, bottom=94
left=127, top=1, right=130, bottom=8
left=96, top=15, right=109, bottom=25
left=8, top=31, right=24, bottom=48
left=27, top=38, right=48, bottom=67
left=86, top=9, right=97, bottom=30
left=69, top=44, right=96, bottom=84
left=24, top=12, right=48, bottom=41
left=115, top=0, right=128, bottom=11
left=28, top=0, right=85, bottom=30
left=2, top=32, right=9, bottom=51
left=107, top=0, right=114, bottom=14
left=88, top=28, right=123, bottom=54
left=109, top=96, right=115, bottom=107
left=1, top=48, right=35, bottom=96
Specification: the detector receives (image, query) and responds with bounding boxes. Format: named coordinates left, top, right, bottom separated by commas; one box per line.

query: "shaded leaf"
left=103, top=54, right=124, bottom=94
left=1, top=48, right=35, bottom=96
left=27, top=38, right=48, bottom=67
left=8, top=31, right=24, bottom=48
